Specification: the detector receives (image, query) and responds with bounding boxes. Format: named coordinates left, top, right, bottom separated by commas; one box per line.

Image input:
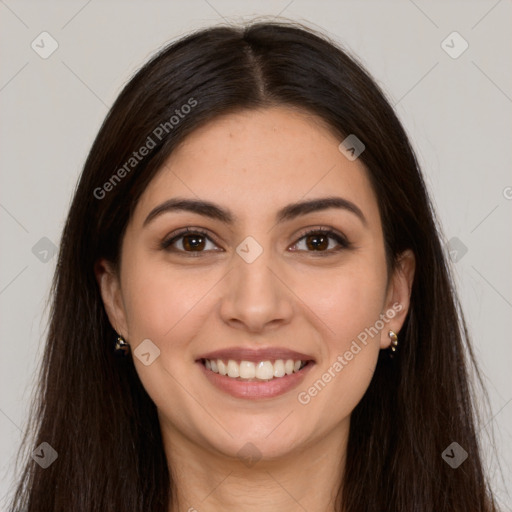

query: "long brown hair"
left=8, top=21, right=498, bottom=511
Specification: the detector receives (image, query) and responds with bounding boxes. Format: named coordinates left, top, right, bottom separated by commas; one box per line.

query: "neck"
left=161, top=418, right=349, bottom=512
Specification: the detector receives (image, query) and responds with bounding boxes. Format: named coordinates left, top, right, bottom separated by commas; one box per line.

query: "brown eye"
left=290, top=229, right=350, bottom=254
left=161, top=229, right=221, bottom=254
left=181, top=233, right=206, bottom=251
left=304, top=232, right=330, bottom=251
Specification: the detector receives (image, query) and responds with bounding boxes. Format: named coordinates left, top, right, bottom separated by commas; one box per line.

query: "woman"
left=9, top=21, right=498, bottom=511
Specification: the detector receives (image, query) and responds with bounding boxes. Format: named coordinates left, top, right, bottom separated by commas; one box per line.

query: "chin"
left=204, top=418, right=306, bottom=462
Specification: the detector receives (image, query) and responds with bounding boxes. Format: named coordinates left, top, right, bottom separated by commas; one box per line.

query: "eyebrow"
left=143, top=196, right=367, bottom=227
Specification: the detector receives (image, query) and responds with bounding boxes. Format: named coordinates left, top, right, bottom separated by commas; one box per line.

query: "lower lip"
left=197, top=361, right=315, bottom=399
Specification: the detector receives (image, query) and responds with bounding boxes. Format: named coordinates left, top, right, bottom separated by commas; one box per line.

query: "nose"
left=218, top=248, right=294, bottom=334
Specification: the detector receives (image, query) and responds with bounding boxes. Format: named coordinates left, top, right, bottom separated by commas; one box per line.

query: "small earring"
left=114, top=334, right=130, bottom=355
left=388, top=330, right=398, bottom=356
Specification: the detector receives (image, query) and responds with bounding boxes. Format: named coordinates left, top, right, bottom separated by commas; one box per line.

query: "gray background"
left=1, top=0, right=511, bottom=509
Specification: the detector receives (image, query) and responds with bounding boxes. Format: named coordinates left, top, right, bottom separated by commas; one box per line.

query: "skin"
left=96, top=106, right=415, bottom=512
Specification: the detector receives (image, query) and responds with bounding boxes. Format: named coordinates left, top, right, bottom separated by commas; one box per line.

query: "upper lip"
left=197, top=347, right=316, bottom=363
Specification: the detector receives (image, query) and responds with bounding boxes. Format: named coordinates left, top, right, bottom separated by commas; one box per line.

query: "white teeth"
left=239, top=361, right=256, bottom=379
left=203, top=358, right=308, bottom=380
left=227, top=360, right=240, bottom=378
left=273, top=359, right=285, bottom=378
left=255, top=361, right=274, bottom=380
left=218, top=360, right=227, bottom=375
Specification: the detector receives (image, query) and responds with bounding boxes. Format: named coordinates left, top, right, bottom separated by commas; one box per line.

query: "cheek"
left=121, top=258, right=218, bottom=344
left=301, top=258, right=387, bottom=347
left=294, top=257, right=387, bottom=413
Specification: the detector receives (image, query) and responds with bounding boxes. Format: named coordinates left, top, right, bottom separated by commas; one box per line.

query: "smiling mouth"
left=200, top=358, right=313, bottom=381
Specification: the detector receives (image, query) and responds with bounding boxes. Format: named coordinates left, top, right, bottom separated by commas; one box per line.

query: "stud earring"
left=114, top=334, right=130, bottom=355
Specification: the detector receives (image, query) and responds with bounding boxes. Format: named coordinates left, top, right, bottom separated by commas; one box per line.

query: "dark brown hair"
left=8, top=21, right=498, bottom=511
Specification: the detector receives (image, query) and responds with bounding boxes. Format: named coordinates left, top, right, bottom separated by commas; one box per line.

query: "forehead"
left=133, top=106, right=380, bottom=227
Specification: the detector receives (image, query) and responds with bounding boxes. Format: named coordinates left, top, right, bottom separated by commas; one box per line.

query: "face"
left=97, top=106, right=414, bottom=462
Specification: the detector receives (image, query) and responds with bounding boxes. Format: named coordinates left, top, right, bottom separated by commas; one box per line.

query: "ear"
left=94, top=258, right=129, bottom=338
left=379, top=249, right=415, bottom=349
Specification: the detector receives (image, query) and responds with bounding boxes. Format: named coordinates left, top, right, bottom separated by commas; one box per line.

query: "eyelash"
left=160, top=227, right=351, bottom=257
